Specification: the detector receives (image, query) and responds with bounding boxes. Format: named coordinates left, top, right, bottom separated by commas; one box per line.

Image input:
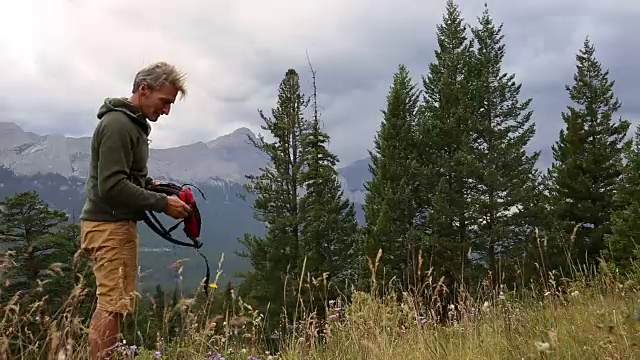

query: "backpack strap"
left=142, top=182, right=211, bottom=294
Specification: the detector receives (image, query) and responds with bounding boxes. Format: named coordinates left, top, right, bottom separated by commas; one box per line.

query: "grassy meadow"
left=2, top=247, right=640, bottom=360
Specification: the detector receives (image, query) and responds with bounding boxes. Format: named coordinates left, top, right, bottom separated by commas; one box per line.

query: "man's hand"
left=164, top=195, right=191, bottom=219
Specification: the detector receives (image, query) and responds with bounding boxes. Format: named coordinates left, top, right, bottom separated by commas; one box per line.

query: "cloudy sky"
left=1, top=0, right=638, bottom=167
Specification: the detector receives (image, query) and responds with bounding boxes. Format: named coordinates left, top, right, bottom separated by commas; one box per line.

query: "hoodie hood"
left=97, top=97, right=150, bottom=135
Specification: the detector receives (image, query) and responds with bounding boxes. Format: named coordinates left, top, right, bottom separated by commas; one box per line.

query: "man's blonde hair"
left=132, top=61, right=187, bottom=99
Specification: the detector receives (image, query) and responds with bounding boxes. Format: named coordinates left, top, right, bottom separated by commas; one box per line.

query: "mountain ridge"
left=0, top=121, right=370, bottom=205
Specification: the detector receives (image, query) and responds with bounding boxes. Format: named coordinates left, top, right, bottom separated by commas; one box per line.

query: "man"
left=79, top=61, right=192, bottom=360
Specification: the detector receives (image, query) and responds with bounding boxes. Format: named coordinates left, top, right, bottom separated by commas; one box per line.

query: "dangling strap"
left=142, top=185, right=211, bottom=294
left=143, top=213, right=211, bottom=294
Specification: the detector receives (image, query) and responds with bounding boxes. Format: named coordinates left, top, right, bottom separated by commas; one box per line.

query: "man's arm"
left=96, top=116, right=168, bottom=213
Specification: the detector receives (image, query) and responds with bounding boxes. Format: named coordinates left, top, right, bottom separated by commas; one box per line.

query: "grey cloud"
left=0, top=99, right=100, bottom=138
left=1, top=0, right=639, bottom=168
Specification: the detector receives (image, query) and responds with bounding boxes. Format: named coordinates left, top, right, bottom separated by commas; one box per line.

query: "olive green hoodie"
left=80, top=97, right=167, bottom=222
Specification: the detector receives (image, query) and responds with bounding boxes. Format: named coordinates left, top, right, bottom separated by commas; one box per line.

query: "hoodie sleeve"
left=95, top=115, right=168, bottom=213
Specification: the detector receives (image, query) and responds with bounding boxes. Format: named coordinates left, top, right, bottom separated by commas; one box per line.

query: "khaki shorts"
left=80, top=220, right=139, bottom=315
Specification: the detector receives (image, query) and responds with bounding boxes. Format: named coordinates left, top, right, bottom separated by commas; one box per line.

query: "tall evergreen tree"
left=0, top=191, right=73, bottom=304
left=363, top=63, right=420, bottom=289
left=467, top=4, right=543, bottom=286
left=546, top=37, right=631, bottom=266
left=236, top=69, right=310, bottom=332
left=299, top=61, right=359, bottom=311
left=415, top=0, right=476, bottom=291
left=605, top=125, right=640, bottom=272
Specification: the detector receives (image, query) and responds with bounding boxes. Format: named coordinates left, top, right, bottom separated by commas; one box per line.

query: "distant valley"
left=0, top=121, right=370, bottom=293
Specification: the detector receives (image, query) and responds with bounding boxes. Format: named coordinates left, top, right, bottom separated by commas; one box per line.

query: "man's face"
left=137, top=82, right=179, bottom=122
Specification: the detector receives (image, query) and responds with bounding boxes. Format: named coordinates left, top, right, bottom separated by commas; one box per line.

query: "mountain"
left=0, top=122, right=367, bottom=201
left=338, top=158, right=370, bottom=204
left=0, top=121, right=267, bottom=185
left=0, top=121, right=371, bottom=293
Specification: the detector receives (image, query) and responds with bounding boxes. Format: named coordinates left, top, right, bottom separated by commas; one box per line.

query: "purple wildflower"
left=206, top=352, right=226, bottom=360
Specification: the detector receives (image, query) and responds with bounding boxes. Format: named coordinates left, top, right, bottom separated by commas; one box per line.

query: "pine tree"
left=363, top=63, right=420, bottom=289
left=236, top=68, right=310, bottom=332
left=605, top=125, right=640, bottom=272
left=467, top=4, right=543, bottom=285
left=414, top=0, right=477, bottom=292
left=546, top=37, right=631, bottom=265
left=0, top=191, right=73, bottom=303
left=299, top=61, right=360, bottom=311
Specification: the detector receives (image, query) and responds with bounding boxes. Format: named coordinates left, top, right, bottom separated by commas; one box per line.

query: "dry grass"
left=281, top=285, right=640, bottom=359
left=1, top=247, right=640, bottom=359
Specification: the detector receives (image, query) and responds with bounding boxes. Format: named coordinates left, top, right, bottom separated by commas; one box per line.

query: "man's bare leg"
left=88, top=309, right=122, bottom=360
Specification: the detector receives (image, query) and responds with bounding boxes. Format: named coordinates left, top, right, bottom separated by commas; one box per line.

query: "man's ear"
left=138, top=81, right=149, bottom=95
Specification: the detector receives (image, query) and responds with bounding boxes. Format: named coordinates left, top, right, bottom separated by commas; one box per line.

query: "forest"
left=1, top=1, right=640, bottom=359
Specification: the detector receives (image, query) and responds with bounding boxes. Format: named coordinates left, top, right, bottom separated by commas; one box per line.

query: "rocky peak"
left=207, top=127, right=257, bottom=149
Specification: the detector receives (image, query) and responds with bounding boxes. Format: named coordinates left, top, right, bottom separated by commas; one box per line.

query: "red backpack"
left=143, top=182, right=211, bottom=294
